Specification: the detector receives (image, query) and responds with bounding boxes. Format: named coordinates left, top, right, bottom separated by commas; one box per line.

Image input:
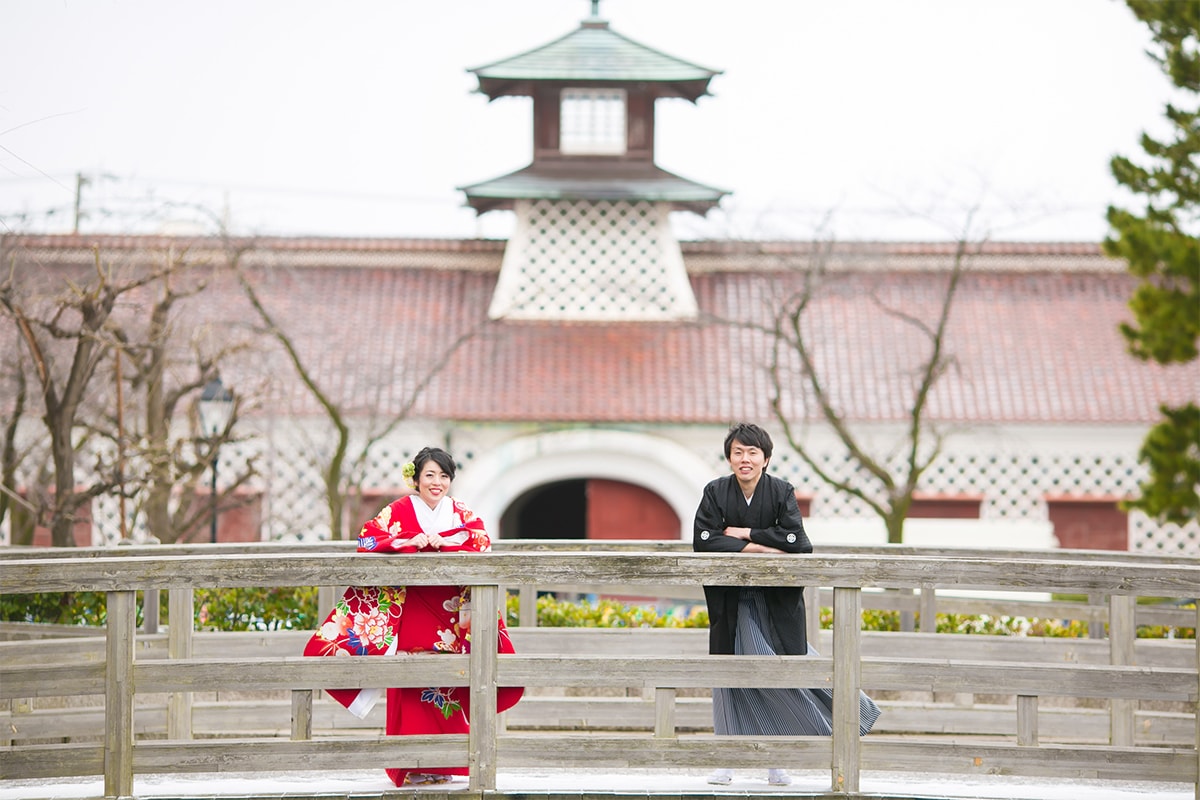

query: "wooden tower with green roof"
left=460, top=1, right=726, bottom=321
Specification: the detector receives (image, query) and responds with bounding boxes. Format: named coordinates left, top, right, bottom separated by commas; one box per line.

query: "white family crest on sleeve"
left=786, top=533, right=797, bottom=543
left=700, top=531, right=710, bottom=540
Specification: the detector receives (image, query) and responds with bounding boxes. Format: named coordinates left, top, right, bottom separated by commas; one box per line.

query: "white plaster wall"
left=809, top=517, right=1057, bottom=550
left=6, top=416, right=1191, bottom=554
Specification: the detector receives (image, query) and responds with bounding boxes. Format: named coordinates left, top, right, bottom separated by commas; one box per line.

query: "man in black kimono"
left=692, top=422, right=878, bottom=787
left=693, top=422, right=812, bottom=658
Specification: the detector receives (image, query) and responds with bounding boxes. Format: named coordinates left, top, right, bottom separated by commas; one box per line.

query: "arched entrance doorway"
left=453, top=428, right=715, bottom=543
left=498, top=478, right=680, bottom=540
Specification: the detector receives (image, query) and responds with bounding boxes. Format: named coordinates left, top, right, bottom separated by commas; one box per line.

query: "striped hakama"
left=712, top=588, right=882, bottom=736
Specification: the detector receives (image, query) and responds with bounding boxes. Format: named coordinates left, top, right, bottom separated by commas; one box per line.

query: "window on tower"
left=560, top=88, right=627, bottom=155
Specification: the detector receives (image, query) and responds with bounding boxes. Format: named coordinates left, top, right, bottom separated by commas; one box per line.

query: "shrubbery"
left=1, top=588, right=1193, bottom=639
left=527, top=594, right=708, bottom=628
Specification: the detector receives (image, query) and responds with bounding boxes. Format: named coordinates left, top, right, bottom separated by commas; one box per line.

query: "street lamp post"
left=198, top=377, right=234, bottom=544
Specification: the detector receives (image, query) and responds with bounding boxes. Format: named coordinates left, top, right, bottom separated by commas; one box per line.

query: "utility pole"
left=73, top=172, right=89, bottom=234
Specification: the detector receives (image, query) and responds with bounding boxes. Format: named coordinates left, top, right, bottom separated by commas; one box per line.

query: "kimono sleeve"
left=693, top=479, right=746, bottom=553
left=747, top=478, right=812, bottom=554
left=356, top=499, right=420, bottom=553
left=438, top=499, right=491, bottom=553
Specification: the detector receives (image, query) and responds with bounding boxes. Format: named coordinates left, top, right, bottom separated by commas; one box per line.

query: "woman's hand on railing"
left=408, top=532, right=445, bottom=550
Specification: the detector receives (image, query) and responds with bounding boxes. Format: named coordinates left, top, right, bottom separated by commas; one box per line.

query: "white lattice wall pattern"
left=3, top=424, right=1195, bottom=554
left=767, top=448, right=1199, bottom=553
left=488, top=199, right=698, bottom=321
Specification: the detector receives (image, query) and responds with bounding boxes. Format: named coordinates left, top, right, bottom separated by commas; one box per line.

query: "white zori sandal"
left=768, top=769, right=792, bottom=786
left=706, top=769, right=733, bottom=785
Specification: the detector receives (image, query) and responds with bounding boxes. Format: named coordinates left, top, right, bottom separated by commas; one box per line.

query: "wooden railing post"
left=897, top=587, right=916, bottom=632
left=105, top=590, right=136, bottom=799
left=167, top=587, right=194, bottom=740
left=1016, top=695, right=1039, bottom=745
left=831, top=586, right=862, bottom=794
left=468, top=583, right=499, bottom=792
left=1194, top=603, right=1199, bottom=800
left=804, top=585, right=820, bottom=647
left=1094, top=592, right=1108, bottom=642
left=143, top=588, right=160, bottom=634
left=519, top=586, right=538, bottom=628
left=918, top=584, right=937, bottom=633
left=1109, top=594, right=1136, bottom=746
left=654, top=687, right=677, bottom=738
left=318, top=586, right=340, bottom=618
left=291, top=690, right=314, bottom=741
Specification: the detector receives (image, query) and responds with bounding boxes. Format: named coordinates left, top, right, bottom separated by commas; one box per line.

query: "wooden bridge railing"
left=1, top=543, right=1198, bottom=798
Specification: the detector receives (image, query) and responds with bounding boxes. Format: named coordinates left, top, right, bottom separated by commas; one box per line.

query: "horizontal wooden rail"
left=5, top=627, right=1195, bottom=664
left=3, top=551, right=1198, bottom=595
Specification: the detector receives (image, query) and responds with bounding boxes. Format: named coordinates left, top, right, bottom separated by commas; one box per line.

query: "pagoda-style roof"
left=468, top=16, right=721, bottom=102
left=458, top=160, right=728, bottom=215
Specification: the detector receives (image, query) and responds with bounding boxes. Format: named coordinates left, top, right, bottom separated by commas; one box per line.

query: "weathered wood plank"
left=1110, top=594, right=1136, bottom=747
left=0, top=663, right=105, bottom=698
left=110, top=652, right=1200, bottom=700
left=131, top=735, right=468, bottom=773
left=104, top=590, right=135, bottom=799
left=1194, top=605, right=1199, bottom=799
left=131, top=654, right=473, bottom=692
left=16, top=652, right=1189, bottom=702
left=860, top=739, right=1198, bottom=782
left=167, top=587, right=194, bottom=741
left=496, top=734, right=833, bottom=769
left=290, top=689, right=312, bottom=741
left=4, top=627, right=1194, bottom=670
left=499, top=654, right=833, bottom=689
left=0, top=742, right=103, bottom=780
left=468, top=584, right=499, bottom=791
left=653, top=687, right=676, bottom=738
left=7, top=698, right=1193, bottom=746
left=831, top=586, right=862, bottom=794
left=863, top=659, right=1196, bottom=700
left=5, top=551, right=1199, bottom=596
left=5, top=539, right=1193, bottom=564
left=1017, top=694, right=1038, bottom=745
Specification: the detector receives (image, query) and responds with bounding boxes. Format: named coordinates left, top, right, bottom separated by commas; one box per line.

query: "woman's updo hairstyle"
left=411, top=446, right=457, bottom=481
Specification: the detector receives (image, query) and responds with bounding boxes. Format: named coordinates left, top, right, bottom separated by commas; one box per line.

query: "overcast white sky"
left=0, top=0, right=1177, bottom=242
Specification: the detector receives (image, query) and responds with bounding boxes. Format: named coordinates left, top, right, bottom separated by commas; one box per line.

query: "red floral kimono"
left=303, top=495, right=523, bottom=786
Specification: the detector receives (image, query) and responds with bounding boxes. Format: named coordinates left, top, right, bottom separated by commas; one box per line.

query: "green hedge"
left=1, top=588, right=1193, bottom=639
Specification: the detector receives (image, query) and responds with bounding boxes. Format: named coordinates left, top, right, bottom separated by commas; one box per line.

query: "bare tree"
left=235, top=259, right=488, bottom=540
left=733, top=209, right=985, bottom=546
left=0, top=351, right=31, bottom=540
left=0, top=246, right=172, bottom=545
left=1, top=237, right=257, bottom=546
left=112, top=245, right=257, bottom=544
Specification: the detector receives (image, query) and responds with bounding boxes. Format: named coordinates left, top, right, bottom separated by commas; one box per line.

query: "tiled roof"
left=4, top=235, right=1194, bottom=427
left=468, top=18, right=720, bottom=101
left=459, top=162, right=728, bottom=214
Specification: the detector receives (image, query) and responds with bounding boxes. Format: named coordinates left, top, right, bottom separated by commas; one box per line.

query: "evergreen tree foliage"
left=1104, top=0, right=1200, bottom=524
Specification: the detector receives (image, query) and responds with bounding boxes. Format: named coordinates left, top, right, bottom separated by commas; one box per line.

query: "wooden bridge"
left=1, top=541, right=1198, bottom=799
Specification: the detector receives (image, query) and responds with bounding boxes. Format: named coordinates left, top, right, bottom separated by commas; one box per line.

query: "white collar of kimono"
left=410, top=495, right=468, bottom=544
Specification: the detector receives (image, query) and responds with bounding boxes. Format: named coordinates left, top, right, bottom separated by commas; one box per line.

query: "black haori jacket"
left=692, top=472, right=813, bottom=656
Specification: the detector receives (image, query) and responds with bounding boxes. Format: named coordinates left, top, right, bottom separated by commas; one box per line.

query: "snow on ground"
left=0, top=769, right=1190, bottom=799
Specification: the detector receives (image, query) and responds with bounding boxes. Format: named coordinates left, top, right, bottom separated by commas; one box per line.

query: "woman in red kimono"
left=303, top=446, right=522, bottom=786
